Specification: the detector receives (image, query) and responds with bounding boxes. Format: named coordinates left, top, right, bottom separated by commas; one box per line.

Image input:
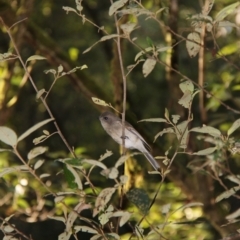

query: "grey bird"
left=99, top=111, right=160, bottom=171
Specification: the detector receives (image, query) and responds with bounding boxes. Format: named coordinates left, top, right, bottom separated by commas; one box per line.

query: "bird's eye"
left=104, top=116, right=108, bottom=120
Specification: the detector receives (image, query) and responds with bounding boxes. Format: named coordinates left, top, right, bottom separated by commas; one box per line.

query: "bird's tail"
left=143, top=151, right=160, bottom=171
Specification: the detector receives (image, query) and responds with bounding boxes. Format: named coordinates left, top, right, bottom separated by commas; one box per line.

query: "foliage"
left=1, top=0, right=240, bottom=240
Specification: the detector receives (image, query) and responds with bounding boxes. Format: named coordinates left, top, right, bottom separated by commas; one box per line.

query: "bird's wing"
left=125, top=122, right=151, bottom=152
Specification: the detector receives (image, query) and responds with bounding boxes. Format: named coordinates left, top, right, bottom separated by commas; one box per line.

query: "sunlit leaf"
left=154, top=127, right=174, bottom=142
left=82, top=159, right=107, bottom=169
left=62, top=6, right=77, bottom=14
left=138, top=118, right=167, bottom=123
left=93, top=188, right=116, bottom=217
left=109, top=0, right=128, bottom=16
left=27, top=146, right=48, bottom=160
left=40, top=173, right=50, bottom=179
left=226, top=208, right=240, bottom=220
left=178, top=90, right=192, bottom=108
left=34, top=159, right=45, bottom=170
left=0, top=127, right=18, bottom=147
left=161, top=204, right=171, bottom=214
left=100, top=34, right=119, bottom=41
left=193, top=147, right=216, bottom=155
left=216, top=186, right=240, bottom=202
left=228, top=119, right=240, bottom=136
left=142, top=58, right=156, bottom=78
left=26, top=55, right=46, bottom=63
left=179, top=80, right=194, bottom=93
left=215, top=2, right=240, bottom=22
left=74, top=226, right=98, bottom=234
left=18, top=118, right=54, bottom=142
left=190, top=125, right=221, bottom=137
left=99, top=150, right=113, bottom=161
left=120, top=175, right=128, bottom=184
left=106, top=233, right=120, bottom=239
left=36, top=89, right=46, bottom=99
left=172, top=115, right=180, bottom=124
left=202, top=0, right=214, bottom=15
left=186, top=32, right=201, bottom=58
left=175, top=121, right=189, bottom=149
left=91, top=97, right=110, bottom=107
left=120, top=23, right=137, bottom=35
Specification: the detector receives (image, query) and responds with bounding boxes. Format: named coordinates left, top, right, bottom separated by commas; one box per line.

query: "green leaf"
left=215, top=2, right=240, bottom=22
left=18, top=118, right=54, bottom=142
left=228, top=119, right=240, bottom=136
left=126, top=188, right=150, bottom=214
left=65, top=158, right=83, bottom=166
left=63, top=165, right=78, bottom=189
left=0, top=127, right=18, bottom=147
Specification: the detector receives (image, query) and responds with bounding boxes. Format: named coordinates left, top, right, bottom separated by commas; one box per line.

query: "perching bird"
left=99, top=111, right=160, bottom=171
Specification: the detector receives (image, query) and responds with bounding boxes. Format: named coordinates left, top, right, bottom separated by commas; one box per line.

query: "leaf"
left=190, top=125, right=221, bottom=137
left=109, top=0, right=128, bottom=16
left=27, top=146, right=48, bottom=160
left=186, top=32, right=201, bottom=58
left=82, top=159, right=107, bottom=169
left=36, top=89, right=46, bottom=99
left=93, top=188, right=116, bottom=217
left=179, top=80, right=194, bottom=93
left=228, top=119, right=240, bottom=136
left=215, top=186, right=240, bottom=202
left=18, top=118, right=54, bottom=142
left=63, top=164, right=83, bottom=190
left=40, top=173, right=50, bottom=178
left=26, top=55, right=46, bottom=63
left=101, top=167, right=119, bottom=179
left=226, top=208, right=240, bottom=220
left=119, top=212, right=131, bottom=227
left=99, top=150, right=113, bottom=161
left=120, top=23, right=137, bottom=35
left=74, top=226, right=98, bottom=234
left=172, top=115, right=180, bottom=124
left=120, top=175, right=128, bottom=184
left=226, top=175, right=240, bottom=185
left=142, top=58, right=156, bottom=77
left=178, top=90, right=192, bottom=108
left=161, top=204, right=171, bottom=214
left=193, top=147, right=217, bottom=156
left=100, top=34, right=119, bottom=41
left=0, top=127, right=18, bottom=147
left=62, top=6, right=77, bottom=14
left=91, top=97, right=110, bottom=107
left=154, top=127, right=174, bottom=142
left=215, top=2, right=240, bottom=22
left=126, top=188, right=150, bottom=214
left=175, top=121, right=189, bottom=149
left=65, top=158, right=83, bottom=166
left=58, top=65, right=63, bottom=73
left=0, top=166, right=29, bottom=178
left=106, top=233, right=120, bottom=240
left=202, top=0, right=214, bottom=15
left=138, top=118, right=167, bottom=123
left=34, top=159, right=45, bottom=170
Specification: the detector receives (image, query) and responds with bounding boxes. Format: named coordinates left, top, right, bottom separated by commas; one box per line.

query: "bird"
left=99, top=111, right=160, bottom=171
